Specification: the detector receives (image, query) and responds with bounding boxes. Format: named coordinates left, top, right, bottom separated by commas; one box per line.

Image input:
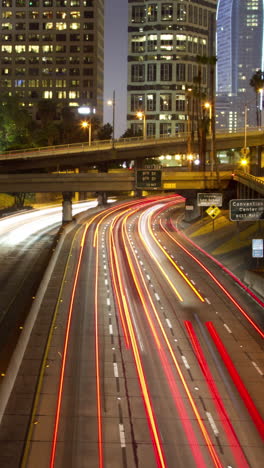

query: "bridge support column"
left=97, top=192, right=108, bottom=206
left=62, top=191, right=73, bottom=223
left=184, top=197, right=200, bottom=222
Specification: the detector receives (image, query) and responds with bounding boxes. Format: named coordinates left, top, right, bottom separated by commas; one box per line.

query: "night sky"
left=104, top=0, right=128, bottom=137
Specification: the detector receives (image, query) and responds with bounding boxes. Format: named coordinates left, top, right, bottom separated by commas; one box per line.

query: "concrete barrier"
left=244, top=270, right=264, bottom=300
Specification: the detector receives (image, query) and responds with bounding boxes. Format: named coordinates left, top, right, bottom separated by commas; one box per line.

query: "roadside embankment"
left=181, top=210, right=264, bottom=300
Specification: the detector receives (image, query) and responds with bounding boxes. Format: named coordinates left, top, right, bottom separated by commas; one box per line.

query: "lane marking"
left=252, top=361, right=263, bottom=376
left=205, top=298, right=211, bottom=304
left=107, top=298, right=111, bottom=306
left=109, top=324, right=113, bottom=335
left=113, top=363, right=119, bottom=378
left=155, top=293, right=160, bottom=301
left=181, top=355, right=190, bottom=370
left=206, top=412, right=219, bottom=436
left=224, top=324, right=232, bottom=334
left=166, top=318, right=172, bottom=329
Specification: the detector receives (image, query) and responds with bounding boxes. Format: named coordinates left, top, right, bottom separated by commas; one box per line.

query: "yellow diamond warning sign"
left=206, top=205, right=221, bottom=219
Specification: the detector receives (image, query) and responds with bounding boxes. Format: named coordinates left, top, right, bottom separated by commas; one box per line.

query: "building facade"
left=127, top=0, right=217, bottom=138
left=216, top=0, right=264, bottom=131
left=0, top=0, right=104, bottom=120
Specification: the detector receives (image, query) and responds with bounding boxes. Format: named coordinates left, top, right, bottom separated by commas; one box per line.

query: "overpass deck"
left=0, top=127, right=263, bottom=170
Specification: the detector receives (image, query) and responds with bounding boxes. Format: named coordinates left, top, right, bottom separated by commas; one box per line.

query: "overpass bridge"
left=0, top=168, right=263, bottom=222
left=0, top=127, right=263, bottom=173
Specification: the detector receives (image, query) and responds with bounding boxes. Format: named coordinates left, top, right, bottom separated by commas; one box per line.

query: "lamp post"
left=204, top=101, right=213, bottom=173
left=81, top=120, right=91, bottom=146
left=78, top=105, right=95, bottom=146
left=136, top=111, right=146, bottom=140
left=107, top=90, right=115, bottom=146
left=186, top=87, right=193, bottom=170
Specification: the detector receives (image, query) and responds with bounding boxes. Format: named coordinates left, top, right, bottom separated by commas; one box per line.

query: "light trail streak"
left=206, top=322, right=264, bottom=440
left=109, top=214, right=168, bottom=468
left=49, top=220, right=92, bottom=467
left=137, top=210, right=183, bottom=303
left=160, top=217, right=264, bottom=339
left=185, top=321, right=250, bottom=468
left=121, top=210, right=224, bottom=468
left=141, top=208, right=204, bottom=302
left=94, top=222, right=104, bottom=468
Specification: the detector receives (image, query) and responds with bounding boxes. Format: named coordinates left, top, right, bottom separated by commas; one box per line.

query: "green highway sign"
left=136, top=169, right=162, bottom=189
left=229, top=199, right=264, bottom=221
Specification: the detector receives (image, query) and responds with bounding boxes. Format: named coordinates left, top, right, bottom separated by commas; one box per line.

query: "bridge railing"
left=0, top=127, right=263, bottom=161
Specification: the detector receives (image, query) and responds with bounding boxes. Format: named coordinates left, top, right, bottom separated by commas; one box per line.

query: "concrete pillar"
left=184, top=197, right=200, bottom=222
left=97, top=192, right=108, bottom=206
left=62, top=191, right=72, bottom=223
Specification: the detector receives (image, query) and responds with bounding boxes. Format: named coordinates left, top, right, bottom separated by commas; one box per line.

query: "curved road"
left=1, top=196, right=263, bottom=468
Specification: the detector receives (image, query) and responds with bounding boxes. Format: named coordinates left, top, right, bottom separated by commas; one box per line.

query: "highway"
left=8, top=196, right=263, bottom=468
left=0, top=201, right=98, bottom=372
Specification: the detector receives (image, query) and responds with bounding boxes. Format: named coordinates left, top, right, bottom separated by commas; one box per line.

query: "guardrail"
left=0, top=126, right=263, bottom=161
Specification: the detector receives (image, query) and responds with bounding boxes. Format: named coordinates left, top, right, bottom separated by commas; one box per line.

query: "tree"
left=249, top=69, right=264, bottom=126
left=97, top=123, right=113, bottom=140
left=196, top=55, right=220, bottom=187
left=120, top=128, right=142, bottom=139
left=0, top=95, right=33, bottom=150
left=36, top=99, right=57, bottom=127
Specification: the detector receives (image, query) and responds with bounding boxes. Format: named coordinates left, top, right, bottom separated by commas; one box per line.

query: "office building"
left=0, top=0, right=104, bottom=121
left=216, top=0, right=264, bottom=131
left=127, top=0, right=217, bottom=138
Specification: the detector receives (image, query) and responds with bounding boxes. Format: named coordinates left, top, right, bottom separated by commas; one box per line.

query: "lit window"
left=15, top=45, right=26, bottom=53
left=57, top=91, right=67, bottom=98
left=2, top=23, right=12, bottom=30
left=70, top=23, right=80, bottom=30
left=70, top=11, right=80, bottom=18
left=56, top=22, right=67, bottom=30
left=1, top=45, right=12, bottom=53
left=43, top=91, right=53, bottom=99
left=44, top=22, right=53, bottom=29
left=28, top=45, right=39, bottom=52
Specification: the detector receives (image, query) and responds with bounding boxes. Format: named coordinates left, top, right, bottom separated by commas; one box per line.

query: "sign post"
left=206, top=205, right=221, bottom=231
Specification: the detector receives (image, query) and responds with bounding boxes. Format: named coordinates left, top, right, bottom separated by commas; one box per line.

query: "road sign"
left=240, top=147, right=250, bottom=157
left=206, top=205, right=221, bottom=219
left=136, top=168, right=162, bottom=189
left=229, top=199, right=264, bottom=221
left=197, top=193, right=222, bottom=207
left=252, top=239, right=264, bottom=258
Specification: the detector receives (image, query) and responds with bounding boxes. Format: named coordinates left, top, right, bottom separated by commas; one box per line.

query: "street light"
left=204, top=101, right=213, bottom=173
left=78, top=105, right=95, bottom=146
left=81, top=120, right=91, bottom=146
left=136, top=111, right=146, bottom=140
left=107, top=90, right=115, bottom=146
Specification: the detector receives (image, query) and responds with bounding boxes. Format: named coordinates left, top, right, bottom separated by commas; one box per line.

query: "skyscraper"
left=216, top=0, right=264, bottom=130
left=127, top=0, right=217, bottom=138
left=0, top=0, right=104, bottom=121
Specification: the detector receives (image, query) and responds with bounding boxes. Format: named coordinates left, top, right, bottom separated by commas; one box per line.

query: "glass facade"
left=216, top=0, right=264, bottom=130
left=127, top=0, right=217, bottom=138
left=0, top=0, right=104, bottom=120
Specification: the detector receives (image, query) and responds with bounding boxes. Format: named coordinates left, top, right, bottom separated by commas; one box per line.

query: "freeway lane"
left=2, top=196, right=263, bottom=468
left=0, top=201, right=98, bottom=373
